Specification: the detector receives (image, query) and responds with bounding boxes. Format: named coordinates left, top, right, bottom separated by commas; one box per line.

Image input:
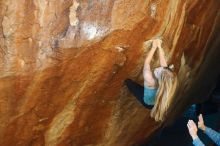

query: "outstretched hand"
left=198, top=114, right=206, bottom=131
left=187, top=120, right=198, bottom=140
left=152, top=38, right=162, bottom=49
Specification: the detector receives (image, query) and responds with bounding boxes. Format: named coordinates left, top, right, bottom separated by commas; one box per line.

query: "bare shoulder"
left=144, top=79, right=157, bottom=88
left=143, top=64, right=157, bottom=87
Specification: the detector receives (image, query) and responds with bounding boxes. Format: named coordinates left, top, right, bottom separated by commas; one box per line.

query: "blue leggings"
left=124, top=79, right=154, bottom=109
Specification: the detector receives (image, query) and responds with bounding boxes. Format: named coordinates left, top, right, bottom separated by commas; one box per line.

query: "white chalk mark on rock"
left=69, top=0, right=79, bottom=26
left=82, top=22, right=108, bottom=40
left=150, top=3, right=157, bottom=18
left=82, top=23, right=98, bottom=40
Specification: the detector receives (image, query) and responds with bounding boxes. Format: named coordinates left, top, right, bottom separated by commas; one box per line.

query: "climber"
left=124, top=38, right=178, bottom=121
left=187, top=114, right=220, bottom=146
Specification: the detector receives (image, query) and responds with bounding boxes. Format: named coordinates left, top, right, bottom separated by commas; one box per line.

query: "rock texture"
left=0, top=0, right=220, bottom=146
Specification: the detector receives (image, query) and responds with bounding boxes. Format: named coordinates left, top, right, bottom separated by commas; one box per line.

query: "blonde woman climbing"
left=124, top=38, right=178, bottom=121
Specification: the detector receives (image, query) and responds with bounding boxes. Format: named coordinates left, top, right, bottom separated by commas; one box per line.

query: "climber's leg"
left=124, top=79, right=153, bottom=109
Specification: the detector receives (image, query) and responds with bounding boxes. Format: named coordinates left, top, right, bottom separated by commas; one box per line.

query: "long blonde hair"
left=150, top=69, right=178, bottom=121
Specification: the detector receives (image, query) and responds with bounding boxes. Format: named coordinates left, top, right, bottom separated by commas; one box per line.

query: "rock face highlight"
left=0, top=0, right=220, bottom=146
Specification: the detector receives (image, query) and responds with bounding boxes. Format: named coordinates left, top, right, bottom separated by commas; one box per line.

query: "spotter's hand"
left=187, top=120, right=198, bottom=140
left=198, top=114, right=206, bottom=131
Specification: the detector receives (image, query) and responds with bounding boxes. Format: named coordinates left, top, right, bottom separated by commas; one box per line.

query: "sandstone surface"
left=0, top=0, right=220, bottom=146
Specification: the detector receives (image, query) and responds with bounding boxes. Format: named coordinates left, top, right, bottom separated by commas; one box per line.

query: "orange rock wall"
left=0, top=0, right=220, bottom=146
